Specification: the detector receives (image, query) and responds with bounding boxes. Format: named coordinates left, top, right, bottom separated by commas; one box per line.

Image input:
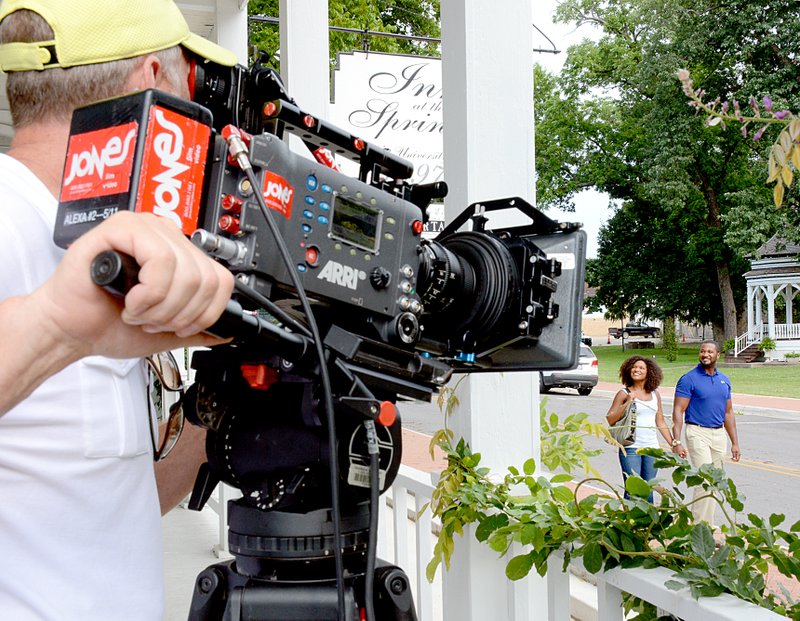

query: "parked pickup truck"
left=608, top=323, right=661, bottom=339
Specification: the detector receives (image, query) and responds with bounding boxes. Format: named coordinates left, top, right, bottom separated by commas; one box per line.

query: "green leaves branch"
left=425, top=403, right=800, bottom=619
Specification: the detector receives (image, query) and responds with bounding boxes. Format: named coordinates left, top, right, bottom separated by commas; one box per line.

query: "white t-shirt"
left=629, top=392, right=660, bottom=449
left=0, top=155, right=164, bottom=620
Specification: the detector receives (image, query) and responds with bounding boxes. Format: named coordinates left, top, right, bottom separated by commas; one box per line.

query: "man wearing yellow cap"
left=0, top=1, right=238, bottom=619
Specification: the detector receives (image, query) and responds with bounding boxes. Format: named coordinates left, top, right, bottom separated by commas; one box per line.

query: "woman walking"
left=606, top=355, right=677, bottom=501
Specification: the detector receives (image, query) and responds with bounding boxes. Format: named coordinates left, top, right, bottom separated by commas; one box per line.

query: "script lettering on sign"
left=330, top=52, right=444, bottom=186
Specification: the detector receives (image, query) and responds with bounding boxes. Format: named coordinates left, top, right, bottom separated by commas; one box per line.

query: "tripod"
left=186, top=501, right=417, bottom=620
left=182, top=348, right=421, bottom=621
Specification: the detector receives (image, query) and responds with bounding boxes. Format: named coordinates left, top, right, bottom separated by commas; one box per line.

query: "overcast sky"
left=532, top=1, right=613, bottom=259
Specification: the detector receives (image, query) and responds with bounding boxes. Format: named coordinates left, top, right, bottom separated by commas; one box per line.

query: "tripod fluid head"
left=183, top=341, right=420, bottom=621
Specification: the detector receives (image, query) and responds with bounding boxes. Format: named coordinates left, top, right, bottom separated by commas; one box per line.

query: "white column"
left=440, top=1, right=545, bottom=620
left=746, top=284, right=754, bottom=340
left=768, top=284, right=776, bottom=338
left=755, top=287, right=763, bottom=329
left=278, top=0, right=329, bottom=118
left=215, top=0, right=249, bottom=64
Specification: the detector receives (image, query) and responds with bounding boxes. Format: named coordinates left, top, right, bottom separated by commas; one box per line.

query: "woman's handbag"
left=608, top=390, right=637, bottom=446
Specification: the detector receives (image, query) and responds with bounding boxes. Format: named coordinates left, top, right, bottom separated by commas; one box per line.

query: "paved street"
left=397, top=382, right=800, bottom=527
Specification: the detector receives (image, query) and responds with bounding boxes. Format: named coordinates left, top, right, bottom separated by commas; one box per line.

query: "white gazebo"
left=737, top=235, right=800, bottom=358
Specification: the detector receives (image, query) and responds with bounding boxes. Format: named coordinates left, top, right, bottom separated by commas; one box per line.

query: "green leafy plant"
left=425, top=402, right=800, bottom=619
left=723, top=338, right=735, bottom=354
left=760, top=336, right=777, bottom=352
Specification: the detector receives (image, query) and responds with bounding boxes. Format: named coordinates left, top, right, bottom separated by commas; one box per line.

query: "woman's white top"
left=629, top=391, right=660, bottom=449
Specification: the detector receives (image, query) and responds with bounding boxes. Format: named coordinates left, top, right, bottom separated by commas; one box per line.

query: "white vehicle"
left=539, top=344, right=599, bottom=396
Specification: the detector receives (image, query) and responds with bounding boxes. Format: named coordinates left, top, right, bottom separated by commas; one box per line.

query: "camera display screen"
left=330, top=194, right=382, bottom=253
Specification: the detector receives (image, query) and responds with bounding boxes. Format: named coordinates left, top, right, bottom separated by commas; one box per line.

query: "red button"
left=262, top=102, right=278, bottom=118
left=219, top=214, right=240, bottom=234
left=305, top=246, right=319, bottom=266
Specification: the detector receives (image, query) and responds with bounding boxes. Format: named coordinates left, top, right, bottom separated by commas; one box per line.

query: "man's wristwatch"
left=671, top=439, right=682, bottom=447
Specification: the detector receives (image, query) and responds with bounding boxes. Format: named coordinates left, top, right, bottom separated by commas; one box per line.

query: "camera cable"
left=363, top=419, right=380, bottom=621
left=225, top=128, right=348, bottom=620
left=231, top=278, right=312, bottom=338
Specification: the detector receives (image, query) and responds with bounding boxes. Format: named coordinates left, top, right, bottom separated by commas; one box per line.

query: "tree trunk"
left=716, top=261, right=738, bottom=342
left=697, top=171, right=740, bottom=342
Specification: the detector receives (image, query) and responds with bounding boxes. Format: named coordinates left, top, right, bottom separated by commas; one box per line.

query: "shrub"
left=662, top=319, right=679, bottom=361
left=760, top=336, right=777, bottom=352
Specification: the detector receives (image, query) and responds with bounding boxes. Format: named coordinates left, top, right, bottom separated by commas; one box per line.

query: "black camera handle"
left=90, top=250, right=310, bottom=361
left=438, top=195, right=582, bottom=238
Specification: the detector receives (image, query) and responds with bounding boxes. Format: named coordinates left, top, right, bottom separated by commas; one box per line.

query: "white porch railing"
left=204, top=466, right=787, bottom=620
left=735, top=323, right=800, bottom=356
left=735, top=324, right=765, bottom=356
left=384, top=465, right=787, bottom=621
left=773, top=323, right=800, bottom=340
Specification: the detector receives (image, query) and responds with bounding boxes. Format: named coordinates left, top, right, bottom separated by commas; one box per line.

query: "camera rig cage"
left=53, top=55, right=586, bottom=621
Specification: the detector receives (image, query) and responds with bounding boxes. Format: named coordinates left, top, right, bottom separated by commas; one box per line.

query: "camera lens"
left=417, top=232, right=518, bottom=351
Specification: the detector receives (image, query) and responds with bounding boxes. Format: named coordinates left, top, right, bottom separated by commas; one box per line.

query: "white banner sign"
left=329, top=51, right=444, bottom=187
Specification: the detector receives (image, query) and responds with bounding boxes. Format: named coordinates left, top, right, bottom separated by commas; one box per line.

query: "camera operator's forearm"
left=155, top=422, right=207, bottom=515
left=0, top=295, right=85, bottom=416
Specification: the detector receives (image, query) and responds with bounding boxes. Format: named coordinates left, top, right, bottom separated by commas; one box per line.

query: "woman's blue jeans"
left=618, top=447, right=656, bottom=502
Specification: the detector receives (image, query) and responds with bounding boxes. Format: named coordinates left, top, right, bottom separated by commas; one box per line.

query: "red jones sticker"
left=262, top=170, right=295, bottom=219
left=136, top=106, right=211, bottom=235
left=60, top=122, right=138, bottom=203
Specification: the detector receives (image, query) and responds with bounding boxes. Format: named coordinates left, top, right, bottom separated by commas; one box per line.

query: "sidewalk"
left=596, top=381, right=800, bottom=413
left=400, top=384, right=800, bottom=474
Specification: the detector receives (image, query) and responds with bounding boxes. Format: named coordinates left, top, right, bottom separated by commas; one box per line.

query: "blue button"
left=297, top=264, right=307, bottom=273
left=319, top=201, right=330, bottom=212
left=321, top=183, right=332, bottom=193
left=304, top=195, right=316, bottom=205
left=303, top=210, right=314, bottom=219
left=307, top=175, right=318, bottom=191
left=302, top=224, right=312, bottom=234
left=317, top=215, right=329, bottom=225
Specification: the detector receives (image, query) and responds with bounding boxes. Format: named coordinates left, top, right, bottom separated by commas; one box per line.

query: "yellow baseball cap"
left=0, top=0, right=238, bottom=72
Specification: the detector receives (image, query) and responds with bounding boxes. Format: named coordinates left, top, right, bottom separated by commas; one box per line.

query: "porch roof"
left=744, top=265, right=800, bottom=279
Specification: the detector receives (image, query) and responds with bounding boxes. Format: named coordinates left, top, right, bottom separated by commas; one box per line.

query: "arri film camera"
left=53, top=56, right=585, bottom=621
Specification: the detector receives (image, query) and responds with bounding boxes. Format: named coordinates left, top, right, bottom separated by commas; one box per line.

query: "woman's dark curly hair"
left=618, top=355, right=663, bottom=392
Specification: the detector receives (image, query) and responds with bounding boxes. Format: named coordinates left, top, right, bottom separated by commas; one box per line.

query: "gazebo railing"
left=736, top=323, right=800, bottom=356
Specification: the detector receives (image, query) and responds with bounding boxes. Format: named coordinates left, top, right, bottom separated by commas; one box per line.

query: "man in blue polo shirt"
left=672, top=340, right=741, bottom=525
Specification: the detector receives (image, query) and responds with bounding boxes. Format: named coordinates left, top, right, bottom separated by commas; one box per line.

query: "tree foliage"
left=535, top=0, right=800, bottom=339
left=247, top=0, right=440, bottom=66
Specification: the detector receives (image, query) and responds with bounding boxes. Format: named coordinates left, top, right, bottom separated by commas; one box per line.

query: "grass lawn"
left=593, top=344, right=800, bottom=399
